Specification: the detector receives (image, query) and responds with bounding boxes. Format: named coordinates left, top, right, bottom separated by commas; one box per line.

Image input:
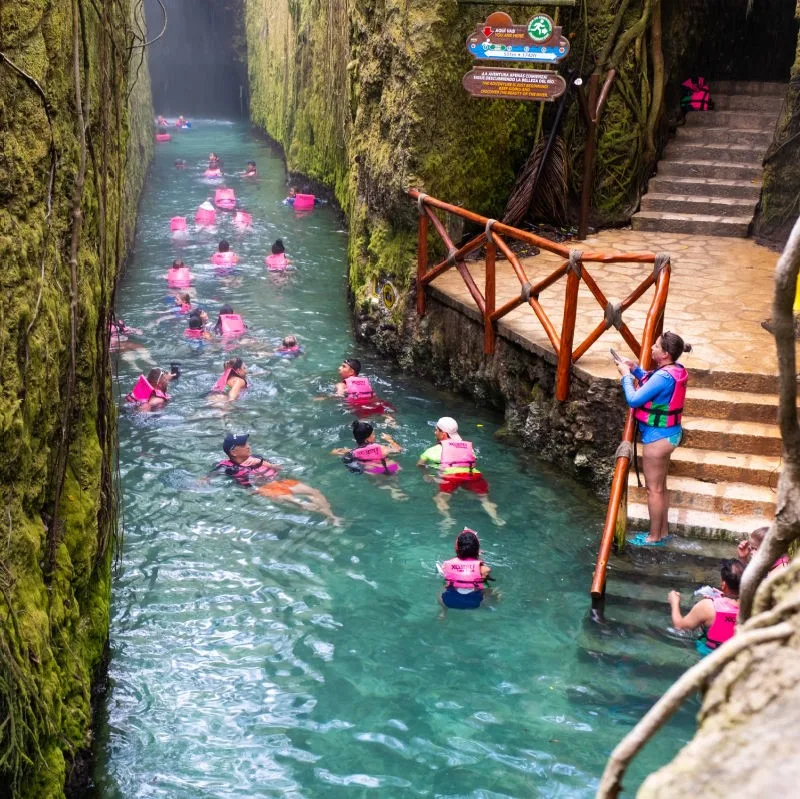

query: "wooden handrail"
left=410, top=190, right=669, bottom=406
left=590, top=258, right=672, bottom=611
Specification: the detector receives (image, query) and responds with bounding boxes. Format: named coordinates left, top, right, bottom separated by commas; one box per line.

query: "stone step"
left=632, top=210, right=751, bottom=237
left=646, top=176, right=762, bottom=200
left=712, top=93, right=785, bottom=113
left=689, top=369, right=778, bottom=394
left=664, top=142, right=765, bottom=165
left=684, top=110, right=776, bottom=131
left=685, top=387, right=780, bottom=423
left=677, top=125, right=773, bottom=148
left=639, top=193, right=755, bottom=217
left=627, top=502, right=771, bottom=542
left=710, top=81, right=787, bottom=97
left=657, top=159, right=763, bottom=181
left=681, top=416, right=782, bottom=456
left=576, top=624, right=696, bottom=673
left=608, top=537, right=736, bottom=578
left=670, top=447, right=781, bottom=488
left=628, top=473, right=776, bottom=517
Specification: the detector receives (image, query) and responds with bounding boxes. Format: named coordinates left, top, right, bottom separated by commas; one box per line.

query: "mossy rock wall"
left=0, top=1, right=152, bottom=795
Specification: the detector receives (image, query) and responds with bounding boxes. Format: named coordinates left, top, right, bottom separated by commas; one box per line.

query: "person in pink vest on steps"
left=615, top=331, right=692, bottom=547
left=737, top=526, right=791, bottom=573
left=668, top=559, right=744, bottom=657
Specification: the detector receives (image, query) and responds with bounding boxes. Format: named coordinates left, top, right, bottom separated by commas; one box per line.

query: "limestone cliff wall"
left=0, top=1, right=152, bottom=795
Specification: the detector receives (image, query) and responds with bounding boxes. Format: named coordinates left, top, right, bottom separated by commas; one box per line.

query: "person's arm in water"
left=139, top=395, right=166, bottom=412
left=227, top=376, right=246, bottom=401
left=334, top=381, right=346, bottom=397
left=380, top=433, right=402, bottom=455
left=330, top=447, right=350, bottom=455
left=480, top=562, right=492, bottom=580
left=668, top=591, right=715, bottom=631
left=621, top=369, right=674, bottom=409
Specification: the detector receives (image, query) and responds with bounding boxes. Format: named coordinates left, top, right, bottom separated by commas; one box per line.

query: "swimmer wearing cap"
left=418, top=416, right=503, bottom=526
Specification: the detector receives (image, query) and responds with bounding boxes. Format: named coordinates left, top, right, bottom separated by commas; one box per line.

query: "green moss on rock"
left=0, top=1, right=152, bottom=795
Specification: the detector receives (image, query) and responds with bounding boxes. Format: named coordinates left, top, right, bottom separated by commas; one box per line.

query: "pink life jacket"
left=442, top=557, right=485, bottom=591
left=681, top=77, right=712, bottom=111
left=126, top=375, right=170, bottom=404
left=233, top=211, right=252, bottom=227
left=179, top=303, right=192, bottom=314
left=214, top=187, right=236, bottom=210
left=265, top=253, right=288, bottom=272
left=217, top=457, right=278, bottom=486
left=195, top=205, right=217, bottom=225
left=211, top=368, right=248, bottom=393
left=219, top=314, right=245, bottom=336
left=633, top=363, right=688, bottom=429
left=184, top=327, right=205, bottom=339
left=351, top=443, right=399, bottom=475
left=704, top=595, right=738, bottom=650
left=771, top=555, right=790, bottom=571
left=167, top=266, right=192, bottom=287
left=212, top=251, right=238, bottom=266
left=293, top=193, right=316, bottom=210
left=439, top=439, right=477, bottom=470
left=343, top=375, right=374, bottom=399
left=170, top=216, right=187, bottom=232
left=155, top=133, right=171, bottom=142
left=204, top=167, right=222, bottom=177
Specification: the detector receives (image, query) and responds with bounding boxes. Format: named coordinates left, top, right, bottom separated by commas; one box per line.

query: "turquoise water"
left=93, top=122, right=698, bottom=797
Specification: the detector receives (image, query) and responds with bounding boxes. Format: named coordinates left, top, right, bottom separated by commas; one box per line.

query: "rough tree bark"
left=597, top=215, right=800, bottom=798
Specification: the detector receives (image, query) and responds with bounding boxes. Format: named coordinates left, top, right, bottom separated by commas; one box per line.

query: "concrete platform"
left=428, top=228, right=780, bottom=387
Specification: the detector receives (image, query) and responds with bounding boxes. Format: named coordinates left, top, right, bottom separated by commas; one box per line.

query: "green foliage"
left=0, top=0, right=152, bottom=795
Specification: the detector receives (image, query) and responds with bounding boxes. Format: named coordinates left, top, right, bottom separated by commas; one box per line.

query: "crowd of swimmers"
left=120, top=131, right=497, bottom=610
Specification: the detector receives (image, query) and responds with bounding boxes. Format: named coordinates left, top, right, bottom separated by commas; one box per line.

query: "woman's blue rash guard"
left=622, top=365, right=683, bottom=444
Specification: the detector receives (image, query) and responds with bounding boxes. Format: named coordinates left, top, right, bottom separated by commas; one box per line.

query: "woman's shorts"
left=439, top=473, right=490, bottom=495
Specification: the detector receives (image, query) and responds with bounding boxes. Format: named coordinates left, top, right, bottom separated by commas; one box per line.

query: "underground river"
left=92, top=121, right=697, bottom=797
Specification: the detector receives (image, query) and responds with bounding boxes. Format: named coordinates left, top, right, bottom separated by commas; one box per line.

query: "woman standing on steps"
left=615, top=331, right=692, bottom=547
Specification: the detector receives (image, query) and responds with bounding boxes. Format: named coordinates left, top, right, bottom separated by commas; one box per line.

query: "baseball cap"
left=223, top=433, right=249, bottom=455
left=434, top=416, right=462, bottom=441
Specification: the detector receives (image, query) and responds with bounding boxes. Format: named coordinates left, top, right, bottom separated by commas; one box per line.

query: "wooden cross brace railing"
left=410, top=189, right=671, bottom=402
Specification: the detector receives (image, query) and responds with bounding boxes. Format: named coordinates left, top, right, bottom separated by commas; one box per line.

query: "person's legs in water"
left=443, top=474, right=505, bottom=527
left=256, top=480, right=340, bottom=524
left=641, top=436, right=675, bottom=542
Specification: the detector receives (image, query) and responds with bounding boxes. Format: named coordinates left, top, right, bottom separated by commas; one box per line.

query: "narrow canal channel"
left=92, top=121, right=697, bottom=797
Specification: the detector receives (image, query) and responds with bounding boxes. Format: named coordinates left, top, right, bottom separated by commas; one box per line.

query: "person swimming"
left=332, top=420, right=402, bottom=475
left=212, top=433, right=340, bottom=523
left=265, top=239, right=292, bottom=272
left=174, top=159, right=187, bottom=169
left=275, top=335, right=303, bottom=358
left=438, top=528, right=493, bottom=610
left=214, top=304, right=246, bottom=336
left=185, top=312, right=212, bottom=341
left=125, top=366, right=179, bottom=411
left=167, top=258, right=192, bottom=288
left=243, top=161, right=257, bottom=177
left=211, top=358, right=248, bottom=400
left=333, top=358, right=395, bottom=419
left=418, top=416, right=503, bottom=526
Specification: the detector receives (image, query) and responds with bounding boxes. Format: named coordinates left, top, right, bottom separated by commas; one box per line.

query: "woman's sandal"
left=628, top=532, right=673, bottom=547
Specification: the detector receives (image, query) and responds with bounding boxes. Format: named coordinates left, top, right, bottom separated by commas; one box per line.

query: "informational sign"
left=462, top=67, right=567, bottom=102
left=458, top=0, right=576, bottom=6
left=466, top=12, right=569, bottom=64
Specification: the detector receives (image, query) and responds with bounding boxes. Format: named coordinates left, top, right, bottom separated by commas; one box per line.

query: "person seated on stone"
left=418, top=416, right=503, bottom=526
left=668, top=558, right=744, bottom=657
left=736, top=526, right=791, bottom=573
left=213, top=433, right=340, bottom=524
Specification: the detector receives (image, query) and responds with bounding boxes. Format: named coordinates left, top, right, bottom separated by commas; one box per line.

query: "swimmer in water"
left=174, top=158, right=187, bottom=169
left=213, top=433, right=341, bottom=524
left=125, top=365, right=178, bottom=412
left=243, top=160, right=257, bottom=177
left=439, top=528, right=493, bottom=610
left=330, top=358, right=395, bottom=422
left=176, top=115, right=187, bottom=127
left=275, top=335, right=304, bottom=358
left=211, top=357, right=248, bottom=401
left=418, top=416, right=503, bottom=527
left=185, top=313, right=213, bottom=342
left=332, top=420, right=402, bottom=474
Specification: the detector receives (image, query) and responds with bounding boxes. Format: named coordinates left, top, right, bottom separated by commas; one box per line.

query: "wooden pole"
left=556, top=255, right=581, bottom=401
left=416, top=209, right=428, bottom=317
left=484, top=238, right=496, bottom=354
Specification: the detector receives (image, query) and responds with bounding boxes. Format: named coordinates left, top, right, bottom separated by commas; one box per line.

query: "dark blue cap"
left=223, top=433, right=248, bottom=455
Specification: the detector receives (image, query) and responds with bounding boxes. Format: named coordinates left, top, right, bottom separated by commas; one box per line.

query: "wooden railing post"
left=484, top=221, right=496, bottom=354
left=556, top=250, right=581, bottom=401
left=416, top=196, right=428, bottom=317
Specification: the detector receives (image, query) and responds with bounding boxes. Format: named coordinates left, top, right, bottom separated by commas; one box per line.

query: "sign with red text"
left=466, top=12, right=569, bottom=64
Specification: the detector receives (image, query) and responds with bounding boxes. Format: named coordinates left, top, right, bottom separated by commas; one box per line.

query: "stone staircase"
left=632, top=81, right=786, bottom=237
left=627, top=369, right=783, bottom=542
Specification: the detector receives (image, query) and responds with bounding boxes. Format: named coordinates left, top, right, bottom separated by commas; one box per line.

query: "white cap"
left=435, top=416, right=462, bottom=441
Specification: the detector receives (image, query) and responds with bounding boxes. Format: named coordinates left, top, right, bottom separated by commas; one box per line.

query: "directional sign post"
left=463, top=12, right=569, bottom=101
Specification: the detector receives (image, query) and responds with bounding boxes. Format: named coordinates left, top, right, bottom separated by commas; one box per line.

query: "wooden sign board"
left=462, top=67, right=566, bottom=102
left=458, top=0, right=575, bottom=5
